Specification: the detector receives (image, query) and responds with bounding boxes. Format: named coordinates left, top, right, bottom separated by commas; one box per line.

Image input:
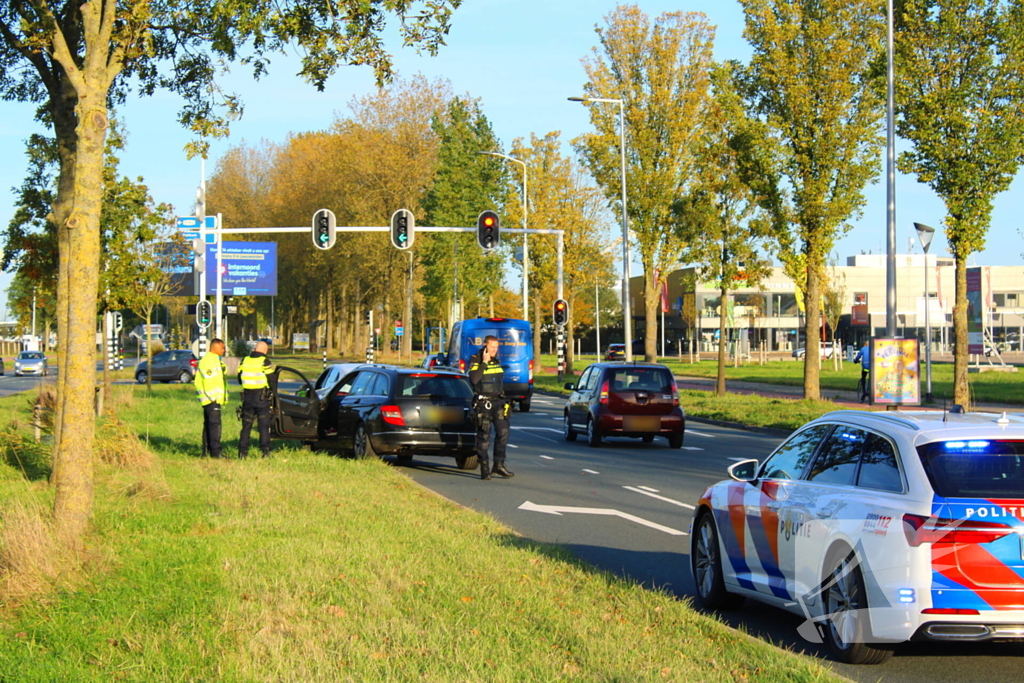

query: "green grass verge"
left=0, top=384, right=843, bottom=682
left=539, top=354, right=1024, bottom=407
left=531, top=374, right=858, bottom=432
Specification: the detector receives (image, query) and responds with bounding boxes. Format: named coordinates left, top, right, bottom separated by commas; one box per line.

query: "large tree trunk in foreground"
left=953, top=256, right=969, bottom=407
left=51, top=93, right=108, bottom=547
left=644, top=269, right=659, bottom=362
left=802, top=267, right=822, bottom=401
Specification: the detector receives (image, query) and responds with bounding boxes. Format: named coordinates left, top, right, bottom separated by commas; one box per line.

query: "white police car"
left=690, top=409, right=1024, bottom=664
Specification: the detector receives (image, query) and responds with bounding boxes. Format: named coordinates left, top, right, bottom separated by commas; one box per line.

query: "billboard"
left=870, top=338, right=920, bottom=406
left=205, top=242, right=278, bottom=296
left=967, top=266, right=984, bottom=354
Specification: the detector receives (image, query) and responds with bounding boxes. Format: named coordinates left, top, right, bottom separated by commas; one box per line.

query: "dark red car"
left=563, top=362, right=685, bottom=448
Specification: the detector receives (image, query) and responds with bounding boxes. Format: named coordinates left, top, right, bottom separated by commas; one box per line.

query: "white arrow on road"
left=518, top=501, right=687, bottom=536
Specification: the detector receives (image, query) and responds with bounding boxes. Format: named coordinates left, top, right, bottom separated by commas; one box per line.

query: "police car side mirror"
left=564, top=382, right=575, bottom=391
left=728, top=459, right=759, bottom=483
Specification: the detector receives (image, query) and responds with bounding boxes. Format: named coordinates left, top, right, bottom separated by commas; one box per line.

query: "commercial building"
left=628, top=254, right=1024, bottom=354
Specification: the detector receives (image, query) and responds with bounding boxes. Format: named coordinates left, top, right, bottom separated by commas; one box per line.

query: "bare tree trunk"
left=533, top=293, right=542, bottom=371
left=644, top=269, right=659, bottom=362
left=145, top=308, right=154, bottom=391
left=953, top=256, right=969, bottom=407
left=803, top=268, right=823, bottom=400
left=51, top=94, right=108, bottom=548
left=717, top=286, right=728, bottom=396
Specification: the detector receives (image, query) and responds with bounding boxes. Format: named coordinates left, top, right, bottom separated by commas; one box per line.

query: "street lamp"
left=569, top=95, right=632, bottom=362
left=478, top=151, right=529, bottom=321
left=914, top=222, right=935, bottom=402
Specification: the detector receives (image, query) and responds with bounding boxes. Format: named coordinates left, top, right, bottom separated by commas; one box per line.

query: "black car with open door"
left=268, top=365, right=479, bottom=469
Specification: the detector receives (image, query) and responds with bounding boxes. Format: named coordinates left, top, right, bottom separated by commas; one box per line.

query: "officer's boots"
left=492, top=462, right=514, bottom=478
left=480, top=461, right=491, bottom=480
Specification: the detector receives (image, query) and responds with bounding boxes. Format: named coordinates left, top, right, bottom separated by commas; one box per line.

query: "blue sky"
left=1, top=0, right=1022, bottom=311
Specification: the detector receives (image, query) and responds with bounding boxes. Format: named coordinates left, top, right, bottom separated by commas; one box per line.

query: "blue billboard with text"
left=205, top=242, right=278, bottom=296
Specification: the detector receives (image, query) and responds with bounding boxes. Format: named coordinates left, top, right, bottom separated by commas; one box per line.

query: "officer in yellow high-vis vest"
left=194, top=338, right=228, bottom=458
left=237, top=340, right=275, bottom=458
left=468, top=335, right=513, bottom=480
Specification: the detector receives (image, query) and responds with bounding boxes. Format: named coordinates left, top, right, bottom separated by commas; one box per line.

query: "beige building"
left=628, top=254, right=1024, bottom=353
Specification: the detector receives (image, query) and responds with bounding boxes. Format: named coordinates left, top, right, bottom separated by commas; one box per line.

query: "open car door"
left=269, top=366, right=320, bottom=440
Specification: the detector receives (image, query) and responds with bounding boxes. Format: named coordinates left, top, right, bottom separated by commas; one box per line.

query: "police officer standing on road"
left=194, top=338, right=228, bottom=458
left=238, top=340, right=275, bottom=459
left=468, top=335, right=513, bottom=480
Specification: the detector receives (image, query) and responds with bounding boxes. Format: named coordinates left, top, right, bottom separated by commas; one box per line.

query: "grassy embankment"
left=0, top=383, right=841, bottom=682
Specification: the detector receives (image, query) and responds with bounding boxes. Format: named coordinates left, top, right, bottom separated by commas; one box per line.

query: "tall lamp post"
left=569, top=96, right=632, bottom=362
left=478, top=151, right=529, bottom=321
left=914, top=222, right=935, bottom=402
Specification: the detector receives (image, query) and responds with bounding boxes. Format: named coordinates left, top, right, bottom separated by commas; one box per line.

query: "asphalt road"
left=391, top=393, right=1024, bottom=683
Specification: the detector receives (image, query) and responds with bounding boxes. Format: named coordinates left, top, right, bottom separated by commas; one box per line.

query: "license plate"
left=623, top=415, right=660, bottom=432
left=421, top=406, right=463, bottom=424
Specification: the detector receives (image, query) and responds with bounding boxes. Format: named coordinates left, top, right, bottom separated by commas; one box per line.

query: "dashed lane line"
left=638, top=486, right=659, bottom=493
left=539, top=455, right=554, bottom=460
left=685, top=429, right=716, bottom=438
left=582, top=469, right=600, bottom=475
left=623, top=486, right=696, bottom=510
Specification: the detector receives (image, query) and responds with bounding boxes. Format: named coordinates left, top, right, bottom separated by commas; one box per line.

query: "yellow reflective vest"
left=194, top=352, right=228, bottom=406
left=238, top=354, right=273, bottom=390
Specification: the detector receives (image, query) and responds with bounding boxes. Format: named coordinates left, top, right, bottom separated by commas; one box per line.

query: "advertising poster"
left=205, top=242, right=278, bottom=296
left=967, top=266, right=984, bottom=354
left=292, top=333, right=310, bottom=351
left=871, top=338, right=920, bottom=406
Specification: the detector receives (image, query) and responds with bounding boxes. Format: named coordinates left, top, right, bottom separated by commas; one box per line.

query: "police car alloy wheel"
left=691, top=512, right=743, bottom=610
left=822, top=550, right=893, bottom=665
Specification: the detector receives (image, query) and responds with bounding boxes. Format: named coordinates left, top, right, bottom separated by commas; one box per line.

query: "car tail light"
left=411, top=373, right=438, bottom=378
left=670, top=379, right=680, bottom=406
left=381, top=405, right=406, bottom=427
left=599, top=380, right=609, bottom=405
left=922, top=608, right=981, bottom=615
left=458, top=359, right=466, bottom=372
left=528, top=359, right=534, bottom=382
left=902, top=514, right=1014, bottom=547
left=190, top=359, right=198, bottom=368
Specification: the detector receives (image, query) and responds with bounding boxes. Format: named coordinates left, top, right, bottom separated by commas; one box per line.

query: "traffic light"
left=390, top=209, right=414, bottom=250
left=312, top=208, right=336, bottom=250
left=553, top=298, right=568, bottom=326
left=476, top=210, right=500, bottom=250
left=196, top=300, right=213, bottom=328
left=364, top=310, right=371, bottom=324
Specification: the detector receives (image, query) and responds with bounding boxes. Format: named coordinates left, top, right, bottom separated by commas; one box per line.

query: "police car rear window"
left=607, top=368, right=673, bottom=392
left=398, top=374, right=473, bottom=399
left=917, top=440, right=1024, bottom=498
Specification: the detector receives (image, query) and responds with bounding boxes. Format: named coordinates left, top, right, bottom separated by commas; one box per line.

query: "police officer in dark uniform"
left=468, top=335, right=513, bottom=480
left=237, top=340, right=275, bottom=458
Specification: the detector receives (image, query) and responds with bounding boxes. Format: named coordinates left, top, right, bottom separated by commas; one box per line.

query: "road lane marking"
left=539, top=455, right=554, bottom=460
left=638, top=486, right=659, bottom=492
left=507, top=444, right=519, bottom=448
left=582, top=469, right=600, bottom=474
left=680, top=446, right=704, bottom=451
left=727, top=457, right=748, bottom=461
left=623, top=486, right=696, bottom=510
left=685, top=429, right=715, bottom=438
left=518, top=500, right=687, bottom=536
left=511, top=427, right=563, bottom=433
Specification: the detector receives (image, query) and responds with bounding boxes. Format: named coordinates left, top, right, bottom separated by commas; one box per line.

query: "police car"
left=690, top=409, right=1024, bottom=665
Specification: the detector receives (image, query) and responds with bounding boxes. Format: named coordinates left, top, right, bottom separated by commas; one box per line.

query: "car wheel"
left=179, top=370, right=191, bottom=383
left=642, top=435, right=655, bottom=443
left=353, top=424, right=378, bottom=460
left=396, top=453, right=413, bottom=464
left=563, top=413, right=577, bottom=442
left=668, top=433, right=684, bottom=449
left=455, top=454, right=479, bottom=470
left=519, top=399, right=531, bottom=412
left=822, top=549, right=894, bottom=665
left=691, top=511, right=744, bottom=610
left=136, top=371, right=147, bottom=384
left=586, top=416, right=602, bottom=447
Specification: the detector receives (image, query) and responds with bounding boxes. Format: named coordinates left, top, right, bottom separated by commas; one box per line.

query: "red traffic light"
left=477, top=210, right=500, bottom=249
left=483, top=216, right=495, bottom=227
left=552, top=298, right=568, bottom=326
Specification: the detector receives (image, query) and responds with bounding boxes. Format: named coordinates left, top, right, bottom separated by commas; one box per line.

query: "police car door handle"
left=817, top=508, right=834, bottom=518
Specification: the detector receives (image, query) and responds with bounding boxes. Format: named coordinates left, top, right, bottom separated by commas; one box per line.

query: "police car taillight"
left=922, top=608, right=981, bottom=615
left=599, top=380, right=609, bottom=405
left=381, top=405, right=406, bottom=427
left=902, top=514, right=1014, bottom=546
left=459, top=359, right=466, bottom=372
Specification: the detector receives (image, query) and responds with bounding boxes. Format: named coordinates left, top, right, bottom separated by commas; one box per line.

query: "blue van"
left=441, top=317, right=534, bottom=412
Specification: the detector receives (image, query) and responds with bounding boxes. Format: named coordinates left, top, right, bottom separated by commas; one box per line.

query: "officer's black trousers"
left=475, top=399, right=510, bottom=469
left=202, top=403, right=223, bottom=458
left=239, top=391, right=272, bottom=458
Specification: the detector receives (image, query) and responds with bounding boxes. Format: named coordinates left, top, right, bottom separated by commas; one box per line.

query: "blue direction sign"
left=177, top=216, right=217, bottom=243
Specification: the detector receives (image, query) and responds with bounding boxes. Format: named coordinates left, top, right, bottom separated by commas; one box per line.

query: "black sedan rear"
left=269, top=365, right=479, bottom=469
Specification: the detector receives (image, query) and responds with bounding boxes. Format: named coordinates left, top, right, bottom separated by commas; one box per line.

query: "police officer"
left=194, top=338, right=228, bottom=458
left=468, top=335, right=513, bottom=480
left=238, top=340, right=275, bottom=458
